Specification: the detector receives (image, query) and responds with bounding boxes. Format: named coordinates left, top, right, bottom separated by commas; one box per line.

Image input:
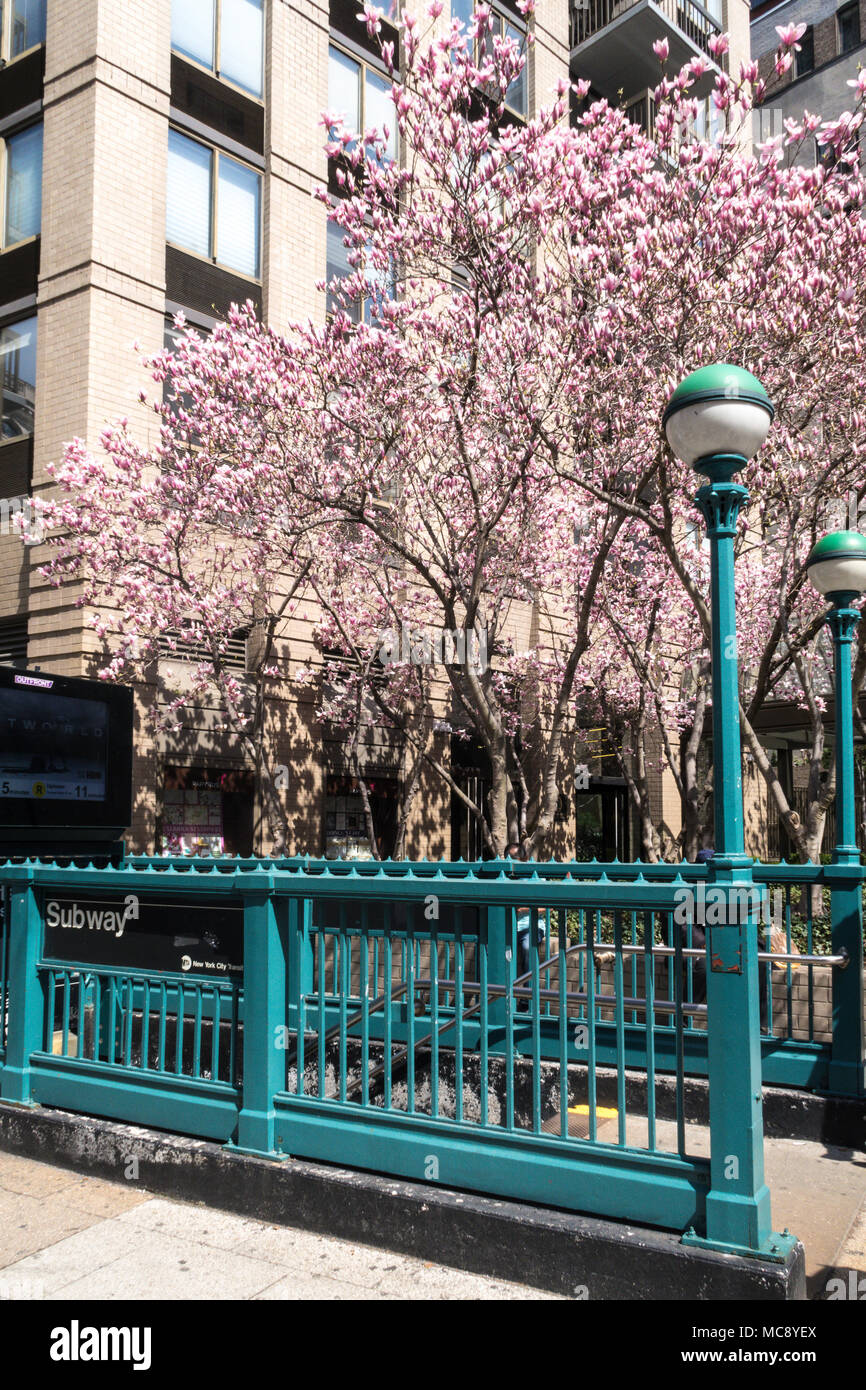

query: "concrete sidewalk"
left=0, top=1150, right=564, bottom=1300
left=0, top=1128, right=863, bottom=1300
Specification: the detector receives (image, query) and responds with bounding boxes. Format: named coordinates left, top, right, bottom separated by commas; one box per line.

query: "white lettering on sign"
left=45, top=894, right=139, bottom=939
left=49, top=1321, right=151, bottom=1371
left=14, top=674, right=53, bottom=688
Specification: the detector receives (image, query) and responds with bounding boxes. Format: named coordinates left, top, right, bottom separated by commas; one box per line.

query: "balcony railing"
left=625, top=89, right=656, bottom=138
left=570, top=0, right=722, bottom=63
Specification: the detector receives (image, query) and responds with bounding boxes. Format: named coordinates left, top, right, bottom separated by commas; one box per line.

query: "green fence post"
left=1, top=876, right=43, bottom=1106
left=826, top=597, right=865, bottom=1097
left=230, top=881, right=289, bottom=1158
left=827, top=868, right=864, bottom=1096
left=685, top=455, right=777, bottom=1256
left=287, top=895, right=313, bottom=1034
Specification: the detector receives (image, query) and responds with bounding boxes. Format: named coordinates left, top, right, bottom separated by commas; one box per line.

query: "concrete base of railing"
left=0, top=1100, right=806, bottom=1301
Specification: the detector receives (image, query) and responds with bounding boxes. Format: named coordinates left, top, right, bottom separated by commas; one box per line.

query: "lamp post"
left=663, top=364, right=792, bottom=1259
left=805, top=531, right=866, bottom=1096
left=663, top=364, right=773, bottom=858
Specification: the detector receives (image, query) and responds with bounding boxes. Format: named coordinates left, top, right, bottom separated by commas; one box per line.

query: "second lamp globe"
left=662, top=364, right=774, bottom=470
left=805, top=531, right=866, bottom=600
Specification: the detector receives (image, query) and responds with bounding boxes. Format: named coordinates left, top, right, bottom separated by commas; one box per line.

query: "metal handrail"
left=302, top=938, right=849, bottom=1096
left=412, top=975, right=708, bottom=1017
left=341, top=942, right=584, bottom=1098
left=290, top=982, right=409, bottom=1065
left=562, top=941, right=850, bottom=969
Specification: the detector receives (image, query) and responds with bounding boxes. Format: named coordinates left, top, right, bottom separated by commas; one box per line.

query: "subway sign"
left=42, top=891, right=243, bottom=978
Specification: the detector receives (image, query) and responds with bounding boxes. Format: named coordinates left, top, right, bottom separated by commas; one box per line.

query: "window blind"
left=217, top=153, right=260, bottom=277
left=167, top=130, right=212, bottom=259
left=5, top=125, right=42, bottom=245
left=171, top=0, right=215, bottom=70
left=221, top=0, right=264, bottom=95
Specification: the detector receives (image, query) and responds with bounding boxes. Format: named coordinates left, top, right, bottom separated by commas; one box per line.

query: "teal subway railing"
left=0, top=855, right=860, bottom=1255
left=125, top=853, right=864, bottom=1089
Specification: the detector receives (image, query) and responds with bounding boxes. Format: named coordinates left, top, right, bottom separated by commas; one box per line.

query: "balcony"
left=570, top=0, right=722, bottom=101
left=623, top=87, right=657, bottom=135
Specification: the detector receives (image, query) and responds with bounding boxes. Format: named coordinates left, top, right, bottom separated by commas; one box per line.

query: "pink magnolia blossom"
left=775, top=22, right=807, bottom=47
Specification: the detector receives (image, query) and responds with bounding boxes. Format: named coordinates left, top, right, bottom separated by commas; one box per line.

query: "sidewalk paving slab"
left=0, top=1153, right=565, bottom=1301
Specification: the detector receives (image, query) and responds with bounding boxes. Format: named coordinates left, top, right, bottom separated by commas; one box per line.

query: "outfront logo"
left=49, top=1320, right=152, bottom=1370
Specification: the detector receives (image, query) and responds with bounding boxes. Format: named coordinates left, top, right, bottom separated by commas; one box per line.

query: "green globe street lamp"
left=663, top=364, right=781, bottom=1259
left=663, top=365, right=774, bottom=856
left=805, top=530, right=866, bottom=1097
left=663, top=362, right=774, bottom=481
left=806, top=530, right=866, bottom=865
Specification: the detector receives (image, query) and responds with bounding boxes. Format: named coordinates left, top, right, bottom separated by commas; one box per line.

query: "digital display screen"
left=0, top=687, right=109, bottom=803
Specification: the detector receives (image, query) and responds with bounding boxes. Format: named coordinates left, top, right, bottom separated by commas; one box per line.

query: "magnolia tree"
left=39, top=7, right=866, bottom=859
left=581, top=521, right=713, bottom=861
left=298, top=541, right=438, bottom=858
left=40, top=319, right=324, bottom=852
left=295, top=9, right=866, bottom=858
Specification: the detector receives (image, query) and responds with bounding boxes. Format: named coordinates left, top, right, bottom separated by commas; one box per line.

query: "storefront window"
left=160, top=765, right=254, bottom=856
left=324, top=773, right=399, bottom=859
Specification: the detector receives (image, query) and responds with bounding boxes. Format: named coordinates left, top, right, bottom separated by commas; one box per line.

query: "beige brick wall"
left=532, top=0, right=570, bottom=113
left=744, top=756, right=769, bottom=860
left=30, top=0, right=170, bottom=677
left=724, top=0, right=752, bottom=79
left=265, top=0, right=329, bottom=331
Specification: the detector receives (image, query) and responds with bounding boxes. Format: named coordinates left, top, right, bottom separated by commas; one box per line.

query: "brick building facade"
left=752, top=0, right=866, bottom=159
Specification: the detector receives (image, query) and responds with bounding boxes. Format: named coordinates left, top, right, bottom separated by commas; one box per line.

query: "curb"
left=0, top=1100, right=806, bottom=1301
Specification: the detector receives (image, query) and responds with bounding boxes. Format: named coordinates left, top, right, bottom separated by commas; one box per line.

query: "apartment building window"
left=0, top=0, right=45, bottom=63
left=162, top=318, right=207, bottom=414
left=838, top=2, right=860, bottom=53
left=816, top=139, right=859, bottom=174
left=328, top=44, right=398, bottom=164
left=452, top=0, right=527, bottom=118
left=171, top=0, right=264, bottom=98
left=326, top=219, right=395, bottom=323
left=167, top=129, right=261, bottom=279
left=0, top=314, right=35, bottom=442
left=2, top=124, right=42, bottom=250
left=795, top=25, right=815, bottom=75
left=159, top=627, right=249, bottom=671
left=0, top=615, right=27, bottom=667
